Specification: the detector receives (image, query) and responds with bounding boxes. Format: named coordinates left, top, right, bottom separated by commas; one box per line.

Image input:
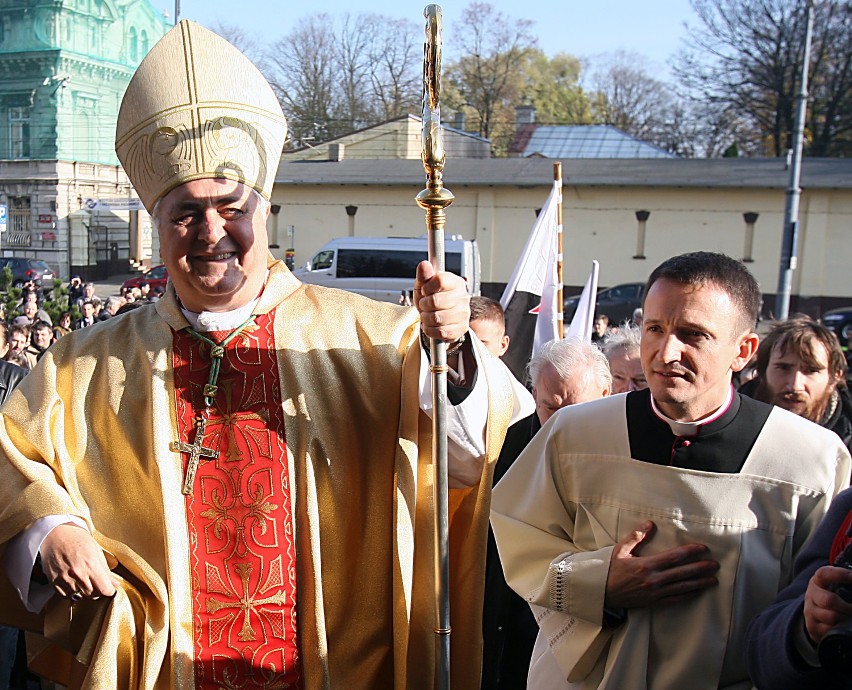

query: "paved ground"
left=92, top=273, right=137, bottom=300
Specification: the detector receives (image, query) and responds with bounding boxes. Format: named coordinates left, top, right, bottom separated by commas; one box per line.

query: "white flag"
left=565, top=260, right=600, bottom=342
left=499, top=180, right=561, bottom=378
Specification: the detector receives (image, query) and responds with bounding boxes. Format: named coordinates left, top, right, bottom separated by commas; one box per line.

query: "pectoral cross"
left=171, top=416, right=219, bottom=494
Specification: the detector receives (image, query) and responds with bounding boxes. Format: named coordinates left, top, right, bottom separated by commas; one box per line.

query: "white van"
left=292, top=236, right=481, bottom=303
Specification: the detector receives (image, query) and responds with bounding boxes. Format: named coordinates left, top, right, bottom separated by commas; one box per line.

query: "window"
left=7, top=196, right=31, bottom=247
left=129, top=27, right=138, bottom=62
left=140, top=30, right=148, bottom=56
left=9, top=106, right=30, bottom=158
left=336, top=249, right=462, bottom=279
left=311, top=250, right=334, bottom=270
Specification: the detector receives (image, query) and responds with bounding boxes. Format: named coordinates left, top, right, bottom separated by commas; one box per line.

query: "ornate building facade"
left=0, top=0, right=168, bottom=279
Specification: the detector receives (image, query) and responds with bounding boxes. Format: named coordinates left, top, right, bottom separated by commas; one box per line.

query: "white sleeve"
left=3, top=514, right=89, bottom=613
left=419, top=333, right=533, bottom=488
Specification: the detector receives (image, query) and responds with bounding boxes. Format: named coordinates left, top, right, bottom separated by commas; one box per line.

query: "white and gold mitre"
left=115, top=20, right=287, bottom=211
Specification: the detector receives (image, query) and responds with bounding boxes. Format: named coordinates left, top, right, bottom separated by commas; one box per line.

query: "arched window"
left=129, top=27, right=138, bottom=62
left=140, top=30, right=148, bottom=56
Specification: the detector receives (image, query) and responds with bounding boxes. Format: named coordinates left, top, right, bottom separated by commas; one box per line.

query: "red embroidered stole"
left=172, top=311, right=301, bottom=689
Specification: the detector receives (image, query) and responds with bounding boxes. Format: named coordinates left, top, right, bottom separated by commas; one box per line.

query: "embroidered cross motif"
left=205, top=380, right=270, bottom=462
left=207, top=562, right=287, bottom=642
left=171, top=416, right=219, bottom=494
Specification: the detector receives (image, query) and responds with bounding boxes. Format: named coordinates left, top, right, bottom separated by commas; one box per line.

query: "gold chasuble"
left=0, top=259, right=513, bottom=690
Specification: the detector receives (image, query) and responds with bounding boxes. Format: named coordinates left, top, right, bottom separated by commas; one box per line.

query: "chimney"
left=328, top=143, right=345, bottom=161
left=515, top=105, right=536, bottom=127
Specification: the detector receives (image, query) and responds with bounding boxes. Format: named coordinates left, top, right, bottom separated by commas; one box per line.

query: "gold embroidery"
left=207, top=561, right=287, bottom=642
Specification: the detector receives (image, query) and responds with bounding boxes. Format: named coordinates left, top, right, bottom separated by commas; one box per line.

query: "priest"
left=0, top=21, right=515, bottom=690
left=491, top=252, right=851, bottom=689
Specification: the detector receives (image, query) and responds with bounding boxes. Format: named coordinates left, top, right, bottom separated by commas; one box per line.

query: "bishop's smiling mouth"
left=195, top=252, right=236, bottom=262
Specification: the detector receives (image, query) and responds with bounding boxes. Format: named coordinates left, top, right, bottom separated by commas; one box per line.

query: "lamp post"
left=775, top=0, right=816, bottom=320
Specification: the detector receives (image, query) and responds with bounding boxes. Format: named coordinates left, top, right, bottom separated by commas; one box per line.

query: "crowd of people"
left=2, top=19, right=852, bottom=690
left=0, top=279, right=162, bottom=374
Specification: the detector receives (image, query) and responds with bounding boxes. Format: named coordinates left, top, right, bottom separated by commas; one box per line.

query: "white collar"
left=650, top=385, right=734, bottom=437
left=177, top=271, right=268, bottom=332
left=179, top=298, right=260, bottom=332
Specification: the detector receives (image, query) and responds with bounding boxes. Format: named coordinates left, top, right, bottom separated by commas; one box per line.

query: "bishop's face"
left=155, top=178, right=270, bottom=313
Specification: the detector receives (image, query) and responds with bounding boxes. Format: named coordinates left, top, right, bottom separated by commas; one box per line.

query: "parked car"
left=563, top=282, right=645, bottom=324
left=0, top=257, right=56, bottom=288
left=121, top=264, right=169, bottom=292
left=821, top=306, right=852, bottom=344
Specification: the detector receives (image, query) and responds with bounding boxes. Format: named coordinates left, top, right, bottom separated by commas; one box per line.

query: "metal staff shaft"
left=416, top=5, right=454, bottom=689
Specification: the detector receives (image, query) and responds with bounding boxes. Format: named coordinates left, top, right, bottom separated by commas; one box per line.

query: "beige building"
left=270, top=156, right=852, bottom=317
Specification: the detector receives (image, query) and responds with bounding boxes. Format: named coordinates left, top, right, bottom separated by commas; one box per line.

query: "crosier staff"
left=415, top=5, right=454, bottom=689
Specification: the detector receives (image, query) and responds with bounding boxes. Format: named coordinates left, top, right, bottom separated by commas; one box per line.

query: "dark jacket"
left=0, top=359, right=26, bottom=405
left=740, top=379, right=852, bottom=458
left=482, top=413, right=541, bottom=690
left=825, top=387, right=852, bottom=457
left=746, top=488, right=852, bottom=689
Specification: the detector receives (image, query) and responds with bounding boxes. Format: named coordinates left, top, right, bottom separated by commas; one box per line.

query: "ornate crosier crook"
left=415, top=5, right=454, bottom=689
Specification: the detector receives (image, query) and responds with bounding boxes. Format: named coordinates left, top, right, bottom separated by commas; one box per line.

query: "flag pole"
left=416, top=6, right=453, bottom=689
left=555, top=162, right=564, bottom=339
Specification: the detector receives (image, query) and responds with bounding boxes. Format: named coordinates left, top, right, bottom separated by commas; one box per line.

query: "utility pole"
left=174, top=0, right=181, bottom=24
left=774, top=0, right=815, bottom=320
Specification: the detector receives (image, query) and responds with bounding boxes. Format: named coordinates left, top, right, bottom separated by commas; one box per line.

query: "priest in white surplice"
left=491, top=252, right=852, bottom=690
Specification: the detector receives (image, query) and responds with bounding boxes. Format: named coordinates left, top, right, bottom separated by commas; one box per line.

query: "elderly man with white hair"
left=601, top=324, right=648, bottom=395
left=483, top=338, right=611, bottom=689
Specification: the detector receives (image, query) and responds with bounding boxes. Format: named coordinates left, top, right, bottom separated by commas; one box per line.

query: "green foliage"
left=523, top=51, right=591, bottom=125
left=0, top=267, right=11, bottom=293
left=0, top=279, right=80, bottom=326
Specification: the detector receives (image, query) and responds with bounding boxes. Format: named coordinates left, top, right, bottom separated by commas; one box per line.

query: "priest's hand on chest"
left=40, top=523, right=117, bottom=602
left=604, top=520, right=720, bottom=611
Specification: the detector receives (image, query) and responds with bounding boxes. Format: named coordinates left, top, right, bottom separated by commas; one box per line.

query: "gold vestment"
left=0, top=260, right=512, bottom=689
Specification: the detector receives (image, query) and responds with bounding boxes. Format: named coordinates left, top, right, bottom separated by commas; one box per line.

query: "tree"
left=445, top=2, right=538, bottom=154
left=266, top=13, right=421, bottom=147
left=523, top=51, right=591, bottom=125
left=366, top=18, right=421, bottom=122
left=210, top=23, right=264, bottom=66
left=587, top=51, right=693, bottom=156
left=267, top=14, right=339, bottom=145
left=674, top=0, right=852, bottom=158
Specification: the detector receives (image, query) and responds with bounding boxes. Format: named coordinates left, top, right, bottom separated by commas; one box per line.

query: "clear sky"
left=164, top=0, right=698, bottom=79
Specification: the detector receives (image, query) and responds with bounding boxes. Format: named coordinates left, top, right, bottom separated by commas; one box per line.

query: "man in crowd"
left=6, top=324, right=34, bottom=370
left=742, top=316, right=852, bottom=455
left=601, top=323, right=647, bottom=394
left=27, top=320, right=53, bottom=363
left=66, top=275, right=83, bottom=304
left=467, top=295, right=535, bottom=425
left=72, top=301, right=95, bottom=330
left=591, top=314, right=609, bottom=343
left=74, top=282, right=101, bottom=313
left=96, top=295, right=122, bottom=322
left=469, top=296, right=510, bottom=359
left=483, top=338, right=611, bottom=689
left=0, top=324, right=26, bottom=690
left=491, top=252, right=850, bottom=688
left=0, top=21, right=513, bottom=690
left=747, top=486, right=852, bottom=688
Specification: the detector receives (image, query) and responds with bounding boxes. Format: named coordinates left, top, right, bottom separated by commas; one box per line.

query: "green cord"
left=186, top=315, right=257, bottom=408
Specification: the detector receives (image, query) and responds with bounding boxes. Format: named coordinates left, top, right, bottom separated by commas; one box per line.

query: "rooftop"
left=276, top=157, right=852, bottom=190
